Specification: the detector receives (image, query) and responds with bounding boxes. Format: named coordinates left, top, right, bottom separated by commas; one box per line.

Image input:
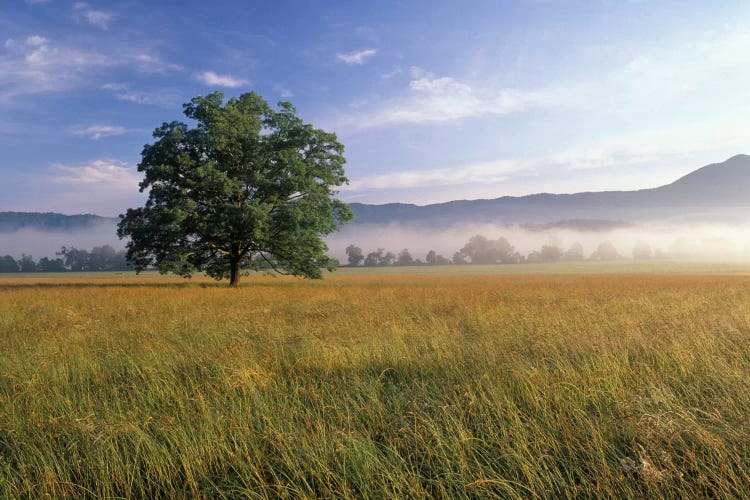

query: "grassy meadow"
left=1, top=266, right=750, bottom=497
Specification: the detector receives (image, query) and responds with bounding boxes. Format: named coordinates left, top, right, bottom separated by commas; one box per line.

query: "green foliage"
left=425, top=249, right=437, bottom=264
left=381, top=250, right=396, bottom=266
left=540, top=244, right=563, bottom=262
left=18, top=254, right=36, bottom=273
left=364, top=248, right=384, bottom=267
left=457, top=235, right=519, bottom=264
left=345, top=244, right=363, bottom=266
left=425, top=249, right=451, bottom=265
left=117, top=91, right=352, bottom=285
left=0, top=255, right=19, bottom=272
left=396, top=248, right=414, bottom=265
left=57, top=245, right=129, bottom=272
left=527, top=246, right=567, bottom=264
left=36, top=257, right=66, bottom=272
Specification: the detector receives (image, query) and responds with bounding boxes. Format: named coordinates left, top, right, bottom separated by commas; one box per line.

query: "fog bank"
left=327, top=222, right=750, bottom=261
left=0, top=222, right=121, bottom=258
left=3, top=220, right=750, bottom=262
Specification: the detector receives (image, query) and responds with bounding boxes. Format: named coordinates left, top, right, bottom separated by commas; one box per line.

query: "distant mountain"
left=3, top=155, right=750, bottom=232
left=655, top=154, right=750, bottom=203
left=349, top=155, right=750, bottom=225
left=0, top=212, right=116, bottom=232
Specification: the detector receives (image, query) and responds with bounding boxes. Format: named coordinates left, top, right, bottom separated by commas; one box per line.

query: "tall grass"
left=1, top=273, right=749, bottom=497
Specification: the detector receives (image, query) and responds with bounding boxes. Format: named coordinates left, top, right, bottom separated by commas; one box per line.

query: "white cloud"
left=332, top=24, right=750, bottom=134
left=0, top=35, right=115, bottom=100
left=521, top=25, right=750, bottom=119
left=336, top=48, right=377, bottom=65
left=552, top=114, right=750, bottom=173
left=0, top=36, right=181, bottom=101
left=344, top=158, right=535, bottom=192
left=71, top=124, right=127, bottom=140
left=332, top=67, right=544, bottom=129
left=24, top=159, right=146, bottom=215
left=273, top=84, right=294, bottom=98
left=134, top=53, right=183, bottom=73
left=344, top=110, right=750, bottom=197
left=52, top=159, right=140, bottom=188
left=101, top=83, right=181, bottom=106
left=25, top=35, right=47, bottom=47
left=116, top=90, right=161, bottom=104
left=101, top=82, right=128, bottom=91
left=380, top=65, right=403, bottom=79
left=196, top=70, right=248, bottom=88
left=116, top=90, right=180, bottom=106
left=73, top=2, right=115, bottom=30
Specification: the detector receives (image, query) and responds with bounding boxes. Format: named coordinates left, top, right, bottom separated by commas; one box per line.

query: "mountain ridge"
left=0, top=211, right=116, bottom=233
left=2, top=154, right=749, bottom=231
left=348, top=154, right=750, bottom=224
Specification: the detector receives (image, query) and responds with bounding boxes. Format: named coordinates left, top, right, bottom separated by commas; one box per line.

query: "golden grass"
left=1, top=272, right=749, bottom=497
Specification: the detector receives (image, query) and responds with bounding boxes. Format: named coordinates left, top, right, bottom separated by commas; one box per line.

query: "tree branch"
left=207, top=242, right=231, bottom=255
left=260, top=253, right=292, bottom=275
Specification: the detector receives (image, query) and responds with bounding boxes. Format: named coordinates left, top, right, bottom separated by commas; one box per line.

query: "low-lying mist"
left=327, top=222, right=750, bottom=262
left=0, top=222, right=122, bottom=259
left=3, top=220, right=750, bottom=263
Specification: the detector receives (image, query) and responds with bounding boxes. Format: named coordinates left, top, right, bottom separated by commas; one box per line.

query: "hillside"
left=2, top=155, right=750, bottom=231
left=349, top=154, right=750, bottom=225
left=0, top=212, right=117, bottom=232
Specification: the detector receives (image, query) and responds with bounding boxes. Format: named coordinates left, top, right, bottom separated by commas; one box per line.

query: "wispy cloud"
left=336, top=48, right=377, bottom=65
left=52, top=159, right=140, bottom=188
left=344, top=158, right=531, bottom=192
left=0, top=32, right=183, bottom=101
left=0, top=35, right=115, bottom=100
left=134, top=53, right=183, bottom=73
left=344, top=112, right=750, bottom=197
left=273, top=84, right=294, bottom=98
left=70, top=124, right=127, bottom=140
left=73, top=2, right=115, bottom=30
left=380, top=65, right=403, bottom=79
left=332, top=66, right=544, bottom=129
left=551, top=114, right=750, bottom=173
left=37, top=159, right=145, bottom=215
left=25, top=35, right=47, bottom=47
left=101, top=82, right=181, bottom=106
left=101, top=82, right=127, bottom=91
left=196, top=71, right=248, bottom=88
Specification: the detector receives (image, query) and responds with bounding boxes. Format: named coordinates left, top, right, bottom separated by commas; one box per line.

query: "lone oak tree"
left=117, top=91, right=352, bottom=286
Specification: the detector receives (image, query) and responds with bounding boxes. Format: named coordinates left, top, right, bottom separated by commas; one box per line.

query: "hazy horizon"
left=6, top=218, right=750, bottom=265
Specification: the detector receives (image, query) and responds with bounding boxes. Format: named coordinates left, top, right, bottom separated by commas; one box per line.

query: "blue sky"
left=1, top=0, right=750, bottom=216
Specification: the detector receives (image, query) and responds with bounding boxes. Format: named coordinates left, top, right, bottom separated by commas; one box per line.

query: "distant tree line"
left=345, top=236, right=657, bottom=267
left=0, top=237, right=661, bottom=273
left=0, top=245, right=129, bottom=272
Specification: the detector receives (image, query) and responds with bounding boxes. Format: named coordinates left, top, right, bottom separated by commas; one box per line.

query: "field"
left=1, top=265, right=750, bottom=497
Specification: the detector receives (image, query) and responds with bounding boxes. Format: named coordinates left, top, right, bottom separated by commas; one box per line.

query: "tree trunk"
left=229, top=258, right=241, bottom=287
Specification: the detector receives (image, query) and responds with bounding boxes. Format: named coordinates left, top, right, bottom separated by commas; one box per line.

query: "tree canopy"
left=457, top=235, right=519, bottom=264
left=118, top=91, right=352, bottom=286
left=345, top=244, right=364, bottom=266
